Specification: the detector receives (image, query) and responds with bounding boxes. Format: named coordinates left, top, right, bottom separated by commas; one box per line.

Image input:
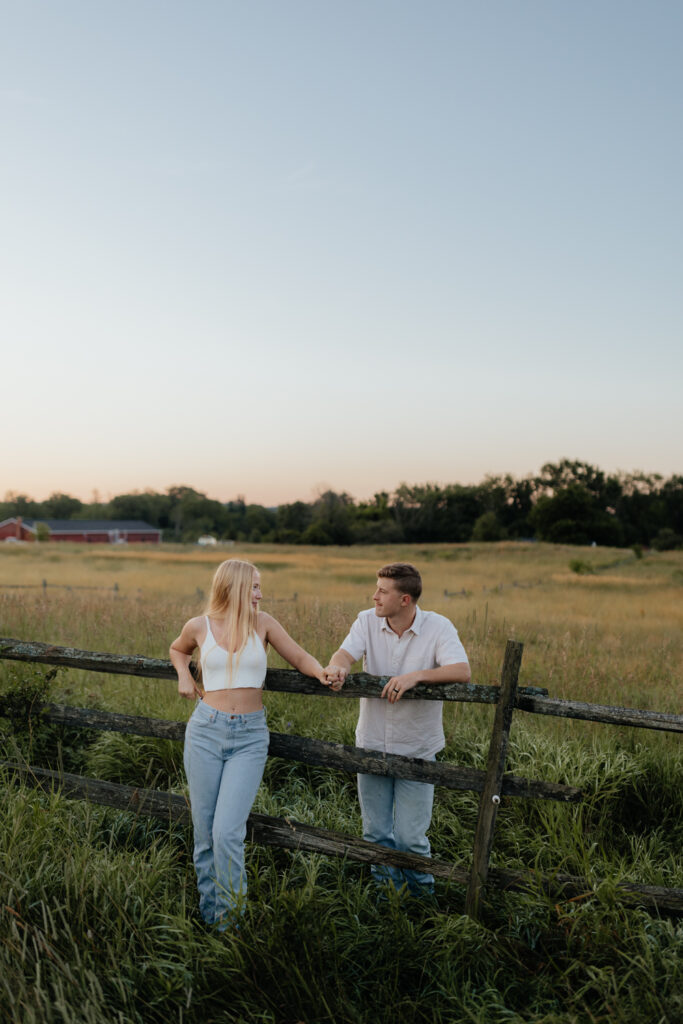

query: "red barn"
left=0, top=518, right=162, bottom=544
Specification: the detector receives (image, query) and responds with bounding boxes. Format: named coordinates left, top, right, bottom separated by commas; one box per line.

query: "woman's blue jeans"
left=184, top=701, right=269, bottom=928
left=357, top=767, right=435, bottom=896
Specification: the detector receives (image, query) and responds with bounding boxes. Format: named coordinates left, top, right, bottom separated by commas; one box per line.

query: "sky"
left=2, top=0, right=682, bottom=507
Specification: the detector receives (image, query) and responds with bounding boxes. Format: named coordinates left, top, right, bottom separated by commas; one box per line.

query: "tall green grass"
left=0, top=546, right=681, bottom=1022
left=1, top=742, right=680, bottom=1024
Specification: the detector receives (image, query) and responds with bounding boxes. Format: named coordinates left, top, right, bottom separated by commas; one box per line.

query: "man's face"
left=372, top=577, right=406, bottom=619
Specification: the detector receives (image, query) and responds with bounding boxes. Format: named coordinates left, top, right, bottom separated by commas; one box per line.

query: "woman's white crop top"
left=200, top=617, right=268, bottom=691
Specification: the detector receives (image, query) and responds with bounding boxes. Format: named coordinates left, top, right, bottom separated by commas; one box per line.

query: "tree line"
left=2, top=461, right=682, bottom=549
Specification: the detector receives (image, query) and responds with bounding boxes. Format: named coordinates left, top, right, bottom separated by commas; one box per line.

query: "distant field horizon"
left=1, top=540, right=681, bottom=712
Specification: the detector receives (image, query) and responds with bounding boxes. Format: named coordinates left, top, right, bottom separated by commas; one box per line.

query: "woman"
left=170, top=558, right=327, bottom=930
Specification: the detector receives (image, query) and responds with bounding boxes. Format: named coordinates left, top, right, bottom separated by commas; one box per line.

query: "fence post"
left=465, top=639, right=523, bottom=918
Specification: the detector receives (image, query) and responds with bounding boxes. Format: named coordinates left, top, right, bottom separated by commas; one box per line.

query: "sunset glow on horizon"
left=3, top=2, right=681, bottom=508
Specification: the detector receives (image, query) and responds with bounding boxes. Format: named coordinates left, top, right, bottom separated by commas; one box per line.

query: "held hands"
left=381, top=671, right=421, bottom=703
left=322, top=664, right=349, bottom=691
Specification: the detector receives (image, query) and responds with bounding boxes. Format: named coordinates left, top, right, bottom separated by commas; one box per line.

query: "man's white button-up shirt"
left=339, top=606, right=469, bottom=759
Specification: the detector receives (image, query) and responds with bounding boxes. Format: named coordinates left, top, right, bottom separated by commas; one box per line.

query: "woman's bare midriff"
left=200, top=687, right=264, bottom=714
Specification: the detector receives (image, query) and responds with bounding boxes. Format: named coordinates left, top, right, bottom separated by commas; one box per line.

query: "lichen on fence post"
left=465, top=639, right=524, bottom=919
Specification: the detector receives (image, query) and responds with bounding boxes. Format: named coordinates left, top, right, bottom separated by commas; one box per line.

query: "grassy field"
left=0, top=542, right=681, bottom=1023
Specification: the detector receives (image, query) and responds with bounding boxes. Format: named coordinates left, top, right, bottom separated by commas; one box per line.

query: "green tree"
left=651, top=527, right=683, bottom=551
left=34, top=522, right=51, bottom=542
left=530, top=484, right=624, bottom=546
left=275, top=501, right=313, bottom=543
left=42, top=493, right=83, bottom=519
left=107, top=490, right=172, bottom=528
left=393, top=484, right=444, bottom=541
left=471, top=510, right=506, bottom=541
left=352, top=492, right=404, bottom=543
left=480, top=474, right=535, bottom=537
left=660, top=475, right=683, bottom=537
left=0, top=492, right=43, bottom=520
left=613, top=473, right=663, bottom=545
left=536, top=459, right=621, bottom=506
left=166, top=486, right=212, bottom=540
left=242, top=504, right=277, bottom=543
left=308, top=490, right=354, bottom=545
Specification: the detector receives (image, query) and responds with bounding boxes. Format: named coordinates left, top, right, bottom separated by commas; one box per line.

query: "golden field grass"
left=1, top=540, right=681, bottom=716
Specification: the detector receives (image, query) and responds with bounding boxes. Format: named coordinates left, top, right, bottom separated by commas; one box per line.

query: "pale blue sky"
left=2, top=1, right=681, bottom=505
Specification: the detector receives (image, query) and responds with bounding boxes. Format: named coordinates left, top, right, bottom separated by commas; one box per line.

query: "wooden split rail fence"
left=0, top=580, right=120, bottom=593
left=0, top=637, right=681, bottom=916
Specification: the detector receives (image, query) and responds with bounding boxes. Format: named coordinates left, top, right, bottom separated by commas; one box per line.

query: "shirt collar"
left=381, top=605, right=423, bottom=636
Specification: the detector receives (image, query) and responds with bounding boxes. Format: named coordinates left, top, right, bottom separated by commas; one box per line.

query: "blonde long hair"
left=204, top=559, right=259, bottom=683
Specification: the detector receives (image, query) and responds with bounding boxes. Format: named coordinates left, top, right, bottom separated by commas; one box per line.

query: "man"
left=324, top=562, right=470, bottom=898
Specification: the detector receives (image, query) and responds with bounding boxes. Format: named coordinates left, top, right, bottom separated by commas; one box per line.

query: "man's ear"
left=400, top=592, right=412, bottom=607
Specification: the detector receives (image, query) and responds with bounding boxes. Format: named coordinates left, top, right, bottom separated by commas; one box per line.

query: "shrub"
left=471, top=511, right=506, bottom=542
left=35, top=522, right=51, bottom=542
left=569, top=559, right=595, bottom=575
left=651, top=528, right=683, bottom=551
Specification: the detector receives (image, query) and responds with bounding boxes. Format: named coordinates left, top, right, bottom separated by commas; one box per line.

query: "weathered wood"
left=483, top=865, right=683, bottom=915
left=24, top=703, right=188, bottom=740
left=267, top=733, right=582, bottom=802
left=265, top=667, right=549, bottom=702
left=515, top=694, right=683, bottom=733
left=246, top=813, right=471, bottom=881
left=2, top=635, right=680, bottom=920
left=3, top=761, right=191, bottom=822
left=466, top=639, right=523, bottom=917
left=0, top=702, right=582, bottom=801
left=0, top=582, right=117, bottom=592
left=0, top=638, right=176, bottom=679
left=0, top=638, right=548, bottom=702
left=3, top=761, right=680, bottom=914
left=2, top=639, right=681, bottom=733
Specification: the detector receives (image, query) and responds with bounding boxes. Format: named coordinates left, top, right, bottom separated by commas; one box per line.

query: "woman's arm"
left=170, top=617, right=203, bottom=700
left=261, top=614, right=327, bottom=685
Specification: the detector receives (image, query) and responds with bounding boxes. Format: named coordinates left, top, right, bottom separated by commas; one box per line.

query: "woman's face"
left=251, top=571, right=262, bottom=609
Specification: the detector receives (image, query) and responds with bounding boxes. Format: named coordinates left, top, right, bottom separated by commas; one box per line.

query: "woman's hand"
left=315, top=666, right=330, bottom=687
left=177, top=672, right=202, bottom=701
left=170, top=617, right=203, bottom=700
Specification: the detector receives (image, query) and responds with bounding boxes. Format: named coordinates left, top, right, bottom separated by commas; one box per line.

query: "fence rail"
left=3, top=761, right=680, bottom=915
left=1, top=637, right=679, bottom=732
left=1, top=636, right=682, bottom=917
left=0, top=581, right=119, bottom=593
left=0, top=701, right=581, bottom=802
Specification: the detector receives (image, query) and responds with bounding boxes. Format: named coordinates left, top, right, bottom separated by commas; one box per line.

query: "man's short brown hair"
left=377, top=562, right=422, bottom=601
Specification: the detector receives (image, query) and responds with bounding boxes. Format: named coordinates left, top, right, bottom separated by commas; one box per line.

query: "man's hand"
left=323, top=664, right=349, bottom=691
left=381, top=671, right=421, bottom=703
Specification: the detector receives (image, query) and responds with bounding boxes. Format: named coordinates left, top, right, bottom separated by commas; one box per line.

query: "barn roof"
left=19, top=519, right=160, bottom=532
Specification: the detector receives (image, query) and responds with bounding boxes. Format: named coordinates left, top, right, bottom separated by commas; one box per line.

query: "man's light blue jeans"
left=184, top=701, right=269, bottom=929
left=357, top=767, right=435, bottom=896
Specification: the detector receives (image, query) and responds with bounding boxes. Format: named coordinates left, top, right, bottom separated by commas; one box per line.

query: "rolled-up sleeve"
left=436, top=622, right=469, bottom=667
left=339, top=615, right=367, bottom=663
